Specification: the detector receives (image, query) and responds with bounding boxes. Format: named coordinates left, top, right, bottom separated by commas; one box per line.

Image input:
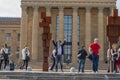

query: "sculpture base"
left=43, top=62, right=49, bottom=71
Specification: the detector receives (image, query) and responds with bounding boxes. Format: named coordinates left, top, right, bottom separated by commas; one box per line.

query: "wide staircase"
left=0, top=59, right=119, bottom=80
left=28, top=58, right=107, bottom=70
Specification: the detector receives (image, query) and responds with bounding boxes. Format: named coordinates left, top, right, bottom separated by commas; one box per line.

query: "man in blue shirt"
left=52, top=38, right=66, bottom=72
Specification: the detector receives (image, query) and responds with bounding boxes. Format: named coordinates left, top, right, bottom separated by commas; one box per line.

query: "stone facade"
left=20, top=0, right=116, bottom=67
left=0, top=17, right=20, bottom=63
left=0, top=0, right=116, bottom=68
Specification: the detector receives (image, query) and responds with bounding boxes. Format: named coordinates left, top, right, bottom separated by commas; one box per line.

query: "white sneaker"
left=113, top=71, right=116, bottom=73
left=92, top=71, right=95, bottom=73
left=49, top=70, right=54, bottom=72
left=96, top=71, right=98, bottom=73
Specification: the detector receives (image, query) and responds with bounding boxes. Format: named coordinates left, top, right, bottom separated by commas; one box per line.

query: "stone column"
left=98, top=7, right=104, bottom=60
left=11, top=30, right=17, bottom=61
left=110, top=7, right=115, bottom=16
left=58, top=7, right=64, bottom=40
left=20, top=5, right=28, bottom=57
left=72, top=7, right=78, bottom=67
left=85, top=7, right=91, bottom=51
left=46, top=6, right=52, bottom=54
left=32, top=6, right=39, bottom=61
left=46, top=6, right=51, bottom=16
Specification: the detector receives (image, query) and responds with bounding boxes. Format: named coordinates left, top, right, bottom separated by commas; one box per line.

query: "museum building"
left=0, top=0, right=116, bottom=67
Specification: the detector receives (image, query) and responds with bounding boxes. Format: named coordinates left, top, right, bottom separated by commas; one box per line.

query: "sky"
left=0, top=0, right=120, bottom=17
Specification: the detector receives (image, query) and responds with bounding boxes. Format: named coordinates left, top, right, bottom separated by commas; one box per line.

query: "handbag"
left=77, top=50, right=84, bottom=59
left=77, top=53, right=81, bottom=59
left=25, top=50, right=30, bottom=61
left=26, top=55, right=30, bottom=61
left=49, top=54, right=54, bottom=60
left=88, top=53, right=93, bottom=61
left=0, top=54, right=4, bottom=60
left=3, top=54, right=8, bottom=60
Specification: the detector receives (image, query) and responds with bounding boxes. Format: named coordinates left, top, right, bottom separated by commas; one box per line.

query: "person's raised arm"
left=52, top=37, right=56, bottom=47
left=62, top=36, right=67, bottom=46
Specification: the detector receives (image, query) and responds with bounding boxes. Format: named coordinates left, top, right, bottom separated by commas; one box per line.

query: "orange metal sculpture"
left=106, top=9, right=120, bottom=72
left=39, top=12, right=52, bottom=71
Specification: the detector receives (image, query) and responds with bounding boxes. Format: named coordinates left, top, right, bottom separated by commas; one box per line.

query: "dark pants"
left=92, top=54, right=99, bottom=72
left=78, top=59, right=86, bottom=72
left=55, top=55, right=63, bottom=72
left=20, top=60, right=28, bottom=70
left=0, top=59, right=9, bottom=70
left=107, top=58, right=110, bottom=72
left=3, top=54, right=9, bottom=69
left=4, top=59, right=9, bottom=69
left=50, top=57, right=55, bottom=70
left=113, top=57, right=117, bottom=72
left=0, top=59, right=4, bottom=70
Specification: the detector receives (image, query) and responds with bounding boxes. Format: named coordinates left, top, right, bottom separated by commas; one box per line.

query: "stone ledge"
left=22, top=0, right=115, bottom=3
left=21, top=0, right=115, bottom=8
left=0, top=71, right=120, bottom=80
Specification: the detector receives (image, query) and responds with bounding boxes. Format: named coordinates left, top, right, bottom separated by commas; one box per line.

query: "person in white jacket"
left=3, top=44, right=9, bottom=69
left=20, top=46, right=30, bottom=70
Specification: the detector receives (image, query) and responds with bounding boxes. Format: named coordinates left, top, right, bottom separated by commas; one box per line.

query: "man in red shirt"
left=89, top=38, right=100, bottom=73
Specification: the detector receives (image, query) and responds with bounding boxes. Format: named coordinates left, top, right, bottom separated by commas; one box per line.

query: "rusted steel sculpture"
left=39, top=12, right=52, bottom=71
left=106, top=9, right=120, bottom=72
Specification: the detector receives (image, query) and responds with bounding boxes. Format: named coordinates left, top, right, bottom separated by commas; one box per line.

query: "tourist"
left=20, top=46, right=30, bottom=70
left=0, top=46, right=5, bottom=70
left=49, top=49, right=56, bottom=71
left=111, top=44, right=118, bottom=73
left=116, top=46, right=120, bottom=72
left=9, top=60, right=15, bottom=71
left=106, top=47, right=111, bottom=73
left=52, top=38, right=66, bottom=72
left=89, top=38, right=100, bottom=73
left=3, top=44, right=9, bottom=69
left=77, top=45, right=87, bottom=73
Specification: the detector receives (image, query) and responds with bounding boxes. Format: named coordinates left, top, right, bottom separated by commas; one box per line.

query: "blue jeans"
left=78, top=59, right=85, bottom=72
left=55, top=55, right=63, bottom=72
left=92, top=54, right=99, bottom=72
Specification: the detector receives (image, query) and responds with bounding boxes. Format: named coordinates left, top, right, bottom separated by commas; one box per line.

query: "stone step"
left=27, top=59, right=107, bottom=70
left=85, top=59, right=107, bottom=70
left=0, top=71, right=120, bottom=80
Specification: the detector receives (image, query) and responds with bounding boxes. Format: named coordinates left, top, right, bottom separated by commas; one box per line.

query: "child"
left=9, top=60, right=15, bottom=71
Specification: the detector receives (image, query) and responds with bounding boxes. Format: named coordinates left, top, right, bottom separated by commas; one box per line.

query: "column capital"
left=109, top=7, right=115, bottom=15
left=109, top=7, right=116, bottom=12
left=59, top=6, right=64, bottom=11
left=33, top=6, right=39, bottom=11
left=46, top=6, right=51, bottom=9
left=110, top=7, right=115, bottom=10
left=72, top=6, right=79, bottom=11
left=98, top=7, right=104, bottom=12
left=85, top=7, right=91, bottom=12
left=21, top=5, right=27, bottom=11
left=46, top=6, right=51, bottom=12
